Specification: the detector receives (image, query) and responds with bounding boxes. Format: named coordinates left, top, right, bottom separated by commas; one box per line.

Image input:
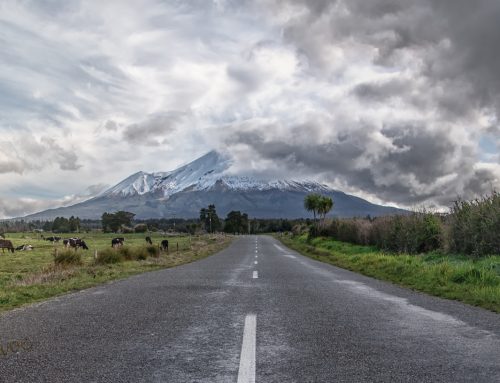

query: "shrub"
left=292, top=224, right=308, bottom=237
left=448, top=192, right=500, bottom=257
left=134, top=224, right=148, bottom=233
left=368, top=212, right=443, bottom=254
left=54, top=250, right=82, bottom=266
left=121, top=225, right=134, bottom=234
left=95, top=248, right=124, bottom=264
left=117, top=246, right=134, bottom=260
left=144, top=245, right=160, bottom=258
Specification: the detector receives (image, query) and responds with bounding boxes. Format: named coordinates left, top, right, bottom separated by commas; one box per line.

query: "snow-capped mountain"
left=23, top=151, right=405, bottom=220
left=99, top=151, right=330, bottom=198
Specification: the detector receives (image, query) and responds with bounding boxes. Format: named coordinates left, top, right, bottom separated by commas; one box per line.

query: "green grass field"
left=278, top=234, right=500, bottom=313
left=0, top=232, right=232, bottom=313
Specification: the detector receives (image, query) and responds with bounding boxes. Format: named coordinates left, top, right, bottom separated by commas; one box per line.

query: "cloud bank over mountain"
left=0, top=0, right=498, bottom=217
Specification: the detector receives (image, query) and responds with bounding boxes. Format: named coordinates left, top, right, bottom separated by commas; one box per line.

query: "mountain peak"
left=22, top=149, right=406, bottom=220
left=100, top=150, right=234, bottom=198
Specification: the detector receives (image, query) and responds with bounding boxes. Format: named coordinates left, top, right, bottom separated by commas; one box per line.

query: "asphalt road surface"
left=1, top=235, right=499, bottom=382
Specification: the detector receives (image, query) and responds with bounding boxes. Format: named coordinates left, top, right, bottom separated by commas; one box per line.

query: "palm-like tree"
left=317, top=196, right=334, bottom=222
left=304, top=194, right=321, bottom=221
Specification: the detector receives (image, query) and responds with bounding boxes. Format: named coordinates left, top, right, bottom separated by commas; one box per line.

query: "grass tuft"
left=54, top=250, right=82, bottom=266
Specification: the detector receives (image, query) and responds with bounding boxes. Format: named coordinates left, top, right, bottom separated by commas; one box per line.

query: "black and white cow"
left=15, top=244, right=34, bottom=251
left=111, top=237, right=125, bottom=248
left=145, top=236, right=153, bottom=245
left=64, top=238, right=89, bottom=250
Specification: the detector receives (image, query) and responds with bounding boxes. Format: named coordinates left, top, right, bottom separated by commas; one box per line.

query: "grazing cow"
left=64, top=238, right=89, bottom=250
left=111, top=237, right=125, bottom=248
left=15, top=244, right=34, bottom=251
left=160, top=239, right=169, bottom=252
left=0, top=239, right=14, bottom=253
left=45, top=236, right=61, bottom=242
left=145, top=236, right=152, bottom=245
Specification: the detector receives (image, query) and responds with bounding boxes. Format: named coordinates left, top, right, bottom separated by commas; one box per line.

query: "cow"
left=145, top=236, right=153, bottom=245
left=64, top=238, right=89, bottom=250
left=160, top=239, right=169, bottom=252
left=45, top=236, right=61, bottom=242
left=15, top=244, right=34, bottom=251
left=0, top=239, right=14, bottom=253
left=111, top=237, right=125, bottom=248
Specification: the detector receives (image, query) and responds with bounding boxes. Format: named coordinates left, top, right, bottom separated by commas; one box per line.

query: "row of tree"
left=303, top=194, right=334, bottom=223
left=1, top=195, right=335, bottom=235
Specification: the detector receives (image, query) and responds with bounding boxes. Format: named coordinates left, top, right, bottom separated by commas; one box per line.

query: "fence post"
left=94, top=250, right=98, bottom=260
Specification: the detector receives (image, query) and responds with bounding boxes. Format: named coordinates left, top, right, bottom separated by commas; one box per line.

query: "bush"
left=144, top=245, right=160, bottom=258
left=308, top=211, right=444, bottom=255
left=369, top=212, right=443, bottom=254
left=134, top=224, right=148, bottom=233
left=54, top=250, right=82, bottom=266
left=116, top=246, right=134, bottom=260
left=121, top=225, right=134, bottom=234
left=448, top=192, right=500, bottom=257
left=95, top=248, right=124, bottom=264
left=94, top=245, right=160, bottom=264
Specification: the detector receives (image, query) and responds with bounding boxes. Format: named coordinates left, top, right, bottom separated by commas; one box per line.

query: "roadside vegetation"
left=279, top=192, right=500, bottom=312
left=0, top=232, right=231, bottom=313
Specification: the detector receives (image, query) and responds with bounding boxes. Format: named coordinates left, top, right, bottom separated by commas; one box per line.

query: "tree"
left=102, top=211, right=136, bottom=232
left=224, top=211, right=249, bottom=234
left=68, top=216, right=81, bottom=232
left=52, top=217, right=70, bottom=233
left=134, top=223, right=148, bottom=233
left=317, top=196, right=334, bottom=221
left=304, top=194, right=322, bottom=221
left=199, top=204, right=221, bottom=233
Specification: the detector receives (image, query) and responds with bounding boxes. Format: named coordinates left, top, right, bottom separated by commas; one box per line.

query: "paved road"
left=0, top=236, right=499, bottom=382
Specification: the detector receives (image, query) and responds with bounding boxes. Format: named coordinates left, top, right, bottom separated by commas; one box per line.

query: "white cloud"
left=0, top=0, right=498, bottom=218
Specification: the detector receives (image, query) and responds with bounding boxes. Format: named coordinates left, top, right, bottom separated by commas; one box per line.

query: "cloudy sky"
left=0, top=0, right=499, bottom=217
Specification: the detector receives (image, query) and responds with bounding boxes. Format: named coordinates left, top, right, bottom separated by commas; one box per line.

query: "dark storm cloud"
left=352, top=80, right=410, bottom=103
left=226, top=116, right=497, bottom=206
left=276, top=0, right=500, bottom=118
left=216, top=0, right=499, bottom=207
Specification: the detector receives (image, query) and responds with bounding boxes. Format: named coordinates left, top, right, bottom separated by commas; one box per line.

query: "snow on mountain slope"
left=100, top=150, right=331, bottom=198
left=22, top=150, right=407, bottom=220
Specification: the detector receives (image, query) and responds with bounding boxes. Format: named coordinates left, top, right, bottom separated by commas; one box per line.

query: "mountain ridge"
left=21, top=150, right=406, bottom=220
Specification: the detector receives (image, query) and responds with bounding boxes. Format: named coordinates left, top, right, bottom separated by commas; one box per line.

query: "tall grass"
left=53, top=249, right=82, bottom=266
left=94, top=245, right=161, bottom=265
left=448, top=192, right=500, bottom=256
left=309, top=192, right=499, bottom=257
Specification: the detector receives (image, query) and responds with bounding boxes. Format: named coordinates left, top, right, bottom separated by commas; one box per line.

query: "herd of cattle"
left=0, top=235, right=169, bottom=253
left=111, top=236, right=169, bottom=251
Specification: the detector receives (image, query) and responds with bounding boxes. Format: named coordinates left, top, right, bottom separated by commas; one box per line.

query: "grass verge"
left=277, top=234, right=500, bottom=313
left=0, top=233, right=232, bottom=313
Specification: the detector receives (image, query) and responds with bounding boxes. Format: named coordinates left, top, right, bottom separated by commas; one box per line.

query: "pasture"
left=0, top=232, right=232, bottom=312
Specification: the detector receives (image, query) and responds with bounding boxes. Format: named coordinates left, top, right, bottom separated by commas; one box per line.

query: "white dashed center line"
left=254, top=261, right=258, bottom=265
left=253, top=271, right=258, bottom=279
left=237, top=314, right=256, bottom=383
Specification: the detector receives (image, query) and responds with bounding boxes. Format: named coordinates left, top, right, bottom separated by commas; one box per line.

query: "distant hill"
left=22, top=151, right=406, bottom=220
